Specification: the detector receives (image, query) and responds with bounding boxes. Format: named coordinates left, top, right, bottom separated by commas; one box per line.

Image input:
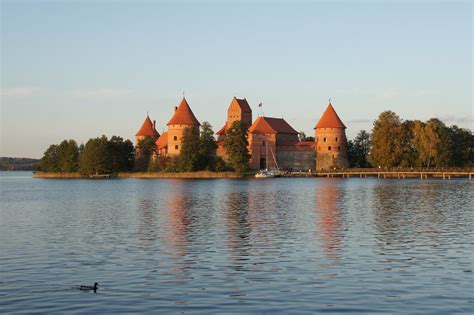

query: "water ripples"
left=0, top=173, right=473, bottom=313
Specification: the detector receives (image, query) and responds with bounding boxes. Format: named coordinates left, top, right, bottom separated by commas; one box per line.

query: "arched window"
left=262, top=141, right=266, bottom=147
left=337, top=146, right=340, bottom=151
left=335, top=137, right=338, bottom=142
left=323, top=137, right=327, bottom=142
left=328, top=146, right=332, bottom=151
left=174, top=136, right=177, bottom=141
left=175, top=145, right=179, bottom=150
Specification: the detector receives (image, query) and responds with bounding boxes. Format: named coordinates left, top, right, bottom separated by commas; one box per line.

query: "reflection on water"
left=0, top=172, right=473, bottom=314
left=315, top=181, right=343, bottom=262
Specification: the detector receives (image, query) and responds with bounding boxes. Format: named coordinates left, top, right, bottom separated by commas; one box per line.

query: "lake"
left=0, top=172, right=473, bottom=314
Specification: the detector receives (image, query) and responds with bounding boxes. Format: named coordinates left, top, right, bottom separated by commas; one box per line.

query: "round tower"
left=166, top=97, right=201, bottom=156
left=314, top=102, right=349, bottom=170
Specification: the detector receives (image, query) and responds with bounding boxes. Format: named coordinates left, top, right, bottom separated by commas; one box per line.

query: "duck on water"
left=79, top=282, right=99, bottom=292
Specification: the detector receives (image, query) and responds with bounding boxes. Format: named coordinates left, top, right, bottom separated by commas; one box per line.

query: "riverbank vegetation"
left=351, top=111, right=474, bottom=168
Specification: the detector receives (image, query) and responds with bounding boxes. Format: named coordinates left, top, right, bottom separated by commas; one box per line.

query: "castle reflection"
left=315, top=180, right=343, bottom=261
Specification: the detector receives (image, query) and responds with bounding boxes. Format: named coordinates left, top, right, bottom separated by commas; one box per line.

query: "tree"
left=224, top=121, right=251, bottom=174
left=347, top=130, right=371, bottom=168
left=57, top=139, right=79, bottom=173
left=38, top=144, right=60, bottom=172
left=447, top=126, right=474, bottom=167
left=198, top=122, right=217, bottom=170
left=413, top=119, right=450, bottom=168
left=135, top=136, right=156, bottom=171
left=399, top=120, right=417, bottom=167
left=109, top=136, right=134, bottom=172
left=370, top=111, right=403, bottom=167
left=178, top=127, right=201, bottom=171
left=79, top=135, right=112, bottom=176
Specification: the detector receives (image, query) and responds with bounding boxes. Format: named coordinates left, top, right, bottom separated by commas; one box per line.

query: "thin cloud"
left=72, top=88, right=135, bottom=98
left=347, top=118, right=373, bottom=123
left=436, top=114, right=474, bottom=124
left=0, top=86, right=38, bottom=97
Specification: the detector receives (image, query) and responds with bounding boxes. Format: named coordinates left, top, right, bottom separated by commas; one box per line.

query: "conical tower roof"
left=314, top=103, right=346, bottom=129
left=135, top=116, right=160, bottom=137
left=167, top=98, right=201, bottom=126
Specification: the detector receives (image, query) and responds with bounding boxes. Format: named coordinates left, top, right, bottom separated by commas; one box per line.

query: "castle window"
left=335, top=137, right=338, bottom=142
left=175, top=145, right=179, bottom=150
left=323, top=137, right=326, bottom=142
left=328, top=146, right=332, bottom=151
left=262, top=141, right=266, bottom=147
left=337, top=146, right=340, bottom=151
left=174, top=136, right=177, bottom=141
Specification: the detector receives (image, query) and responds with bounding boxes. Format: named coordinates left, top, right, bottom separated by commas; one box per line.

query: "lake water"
left=0, top=172, right=473, bottom=314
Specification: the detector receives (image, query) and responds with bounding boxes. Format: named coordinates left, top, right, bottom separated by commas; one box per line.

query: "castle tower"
left=314, top=102, right=348, bottom=170
left=216, top=97, right=252, bottom=141
left=166, top=97, right=201, bottom=156
left=135, top=115, right=160, bottom=144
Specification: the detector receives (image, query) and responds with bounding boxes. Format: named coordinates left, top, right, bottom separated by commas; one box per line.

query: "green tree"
left=198, top=122, right=217, bottom=170
left=109, top=136, right=134, bottom=172
left=135, top=136, right=156, bottom=171
left=38, top=144, right=60, bottom=172
left=79, top=135, right=112, bottom=176
left=224, top=121, right=251, bottom=174
left=399, top=120, right=417, bottom=167
left=370, top=111, right=403, bottom=167
left=178, top=127, right=201, bottom=172
left=347, top=130, right=371, bottom=168
left=57, top=139, right=79, bottom=173
left=447, top=125, right=474, bottom=167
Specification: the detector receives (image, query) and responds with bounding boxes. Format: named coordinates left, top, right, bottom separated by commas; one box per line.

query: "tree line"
left=38, top=136, right=134, bottom=176
left=347, top=111, right=473, bottom=168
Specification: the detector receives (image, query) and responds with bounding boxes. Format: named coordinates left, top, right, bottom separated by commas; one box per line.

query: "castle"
left=135, top=97, right=349, bottom=170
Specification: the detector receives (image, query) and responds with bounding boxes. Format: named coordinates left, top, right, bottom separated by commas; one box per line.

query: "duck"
left=79, top=282, right=99, bottom=292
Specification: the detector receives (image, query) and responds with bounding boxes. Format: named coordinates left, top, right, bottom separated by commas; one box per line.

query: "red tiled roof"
left=232, top=97, right=252, bottom=113
left=265, top=117, right=298, bottom=134
left=248, top=116, right=277, bottom=134
left=135, top=116, right=160, bottom=137
left=248, top=116, right=298, bottom=134
left=314, top=103, right=346, bottom=129
left=167, top=98, right=201, bottom=126
left=155, top=131, right=168, bottom=149
left=216, top=123, right=227, bottom=135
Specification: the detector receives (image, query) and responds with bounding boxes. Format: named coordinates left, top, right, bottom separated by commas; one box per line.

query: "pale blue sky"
left=1, top=0, right=472, bottom=158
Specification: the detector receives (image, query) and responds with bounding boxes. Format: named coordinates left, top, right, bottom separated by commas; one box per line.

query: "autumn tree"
left=224, top=121, right=251, bottom=174
left=370, top=111, right=403, bottom=167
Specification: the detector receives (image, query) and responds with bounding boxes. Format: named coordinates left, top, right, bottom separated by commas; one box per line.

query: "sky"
left=1, top=0, right=472, bottom=158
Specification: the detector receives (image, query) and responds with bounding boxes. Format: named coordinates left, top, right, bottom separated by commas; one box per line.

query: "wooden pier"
left=311, top=170, right=473, bottom=180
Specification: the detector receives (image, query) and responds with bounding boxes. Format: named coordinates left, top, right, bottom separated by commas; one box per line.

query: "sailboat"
left=255, top=144, right=281, bottom=178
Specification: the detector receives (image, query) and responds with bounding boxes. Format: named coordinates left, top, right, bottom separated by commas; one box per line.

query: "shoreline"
left=33, top=171, right=245, bottom=179
left=32, top=170, right=474, bottom=180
